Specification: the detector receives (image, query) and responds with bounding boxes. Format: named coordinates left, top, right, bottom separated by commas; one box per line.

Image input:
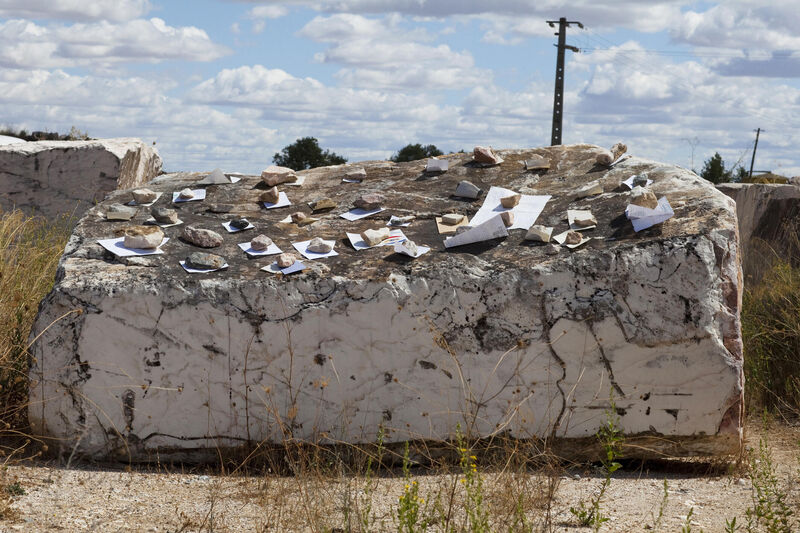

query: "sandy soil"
left=0, top=422, right=796, bottom=532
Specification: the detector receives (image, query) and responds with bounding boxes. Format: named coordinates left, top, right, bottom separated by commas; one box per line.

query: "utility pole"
left=748, top=128, right=761, bottom=179
left=546, top=17, right=582, bottom=146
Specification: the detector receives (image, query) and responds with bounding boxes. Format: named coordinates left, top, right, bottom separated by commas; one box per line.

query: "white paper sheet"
left=98, top=237, right=169, bottom=257
left=339, top=207, right=384, bottom=221
left=346, top=229, right=407, bottom=250
left=144, top=217, right=183, bottom=228
left=625, top=196, right=674, bottom=232
left=622, top=175, right=654, bottom=189
left=179, top=260, right=229, bottom=273
left=262, top=260, right=307, bottom=274
left=394, top=242, right=430, bottom=258
left=196, top=175, right=241, bottom=185
left=172, top=189, right=206, bottom=203
left=262, top=192, right=291, bottom=209
left=238, top=241, right=282, bottom=256
left=342, top=177, right=362, bottom=183
left=292, top=239, right=339, bottom=259
left=468, top=186, right=550, bottom=230
left=552, top=231, right=591, bottom=249
left=221, top=220, right=255, bottom=233
left=567, top=209, right=597, bottom=230
left=426, top=158, right=448, bottom=172
left=444, top=214, right=508, bottom=248
left=126, top=192, right=163, bottom=206
left=285, top=175, right=305, bottom=186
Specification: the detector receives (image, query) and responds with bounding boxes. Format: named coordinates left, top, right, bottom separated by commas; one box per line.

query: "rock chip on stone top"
left=151, top=207, right=178, bottom=224
left=473, top=146, right=501, bottom=165
left=500, top=193, right=521, bottom=208
left=500, top=211, right=514, bottom=227
left=630, top=186, right=659, bottom=209
left=361, top=227, right=390, bottom=246
left=291, top=212, right=307, bottom=224
left=354, top=193, right=385, bottom=210
left=230, top=218, right=250, bottom=230
left=565, top=230, right=582, bottom=245
left=261, top=166, right=297, bottom=187
left=276, top=253, right=296, bottom=268
left=183, top=225, right=223, bottom=248
left=250, top=234, right=273, bottom=251
left=632, top=174, right=649, bottom=187
left=310, top=198, right=337, bottom=212
left=132, top=188, right=157, bottom=204
left=401, top=240, right=419, bottom=256
left=261, top=186, right=280, bottom=204
left=208, top=204, right=233, bottom=214
left=572, top=212, right=597, bottom=227
left=525, top=225, right=553, bottom=242
left=455, top=180, right=481, bottom=199
left=442, top=213, right=466, bottom=226
left=106, top=203, right=137, bottom=221
left=307, top=237, right=332, bottom=254
left=524, top=155, right=550, bottom=170
left=575, top=180, right=603, bottom=198
left=179, top=188, right=195, bottom=199
left=345, top=168, right=366, bottom=180
left=123, top=225, right=164, bottom=249
left=596, top=142, right=627, bottom=166
left=186, top=252, right=226, bottom=270
left=389, top=215, right=415, bottom=225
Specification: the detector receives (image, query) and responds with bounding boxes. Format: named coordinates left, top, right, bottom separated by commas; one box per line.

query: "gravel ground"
left=0, top=422, right=796, bottom=532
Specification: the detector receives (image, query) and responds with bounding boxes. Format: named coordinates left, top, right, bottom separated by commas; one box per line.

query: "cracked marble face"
left=28, top=144, right=743, bottom=460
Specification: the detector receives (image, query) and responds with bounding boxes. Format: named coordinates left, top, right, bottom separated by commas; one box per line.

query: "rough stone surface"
left=525, top=225, right=552, bottom=242
left=307, top=237, right=333, bottom=253
left=261, top=187, right=280, bottom=204
left=179, top=188, right=194, bottom=200
left=151, top=207, right=179, bottom=224
left=30, top=145, right=744, bottom=461
left=182, top=225, right=223, bottom=248
left=261, top=166, right=297, bottom=187
left=0, top=138, right=161, bottom=219
left=132, top=188, right=157, bottom=204
left=717, top=182, right=800, bottom=283
left=250, top=234, right=273, bottom=251
left=186, top=252, right=226, bottom=270
left=106, top=204, right=136, bottom=221
left=354, top=193, right=385, bottom=210
left=455, top=180, right=481, bottom=199
left=630, top=186, right=659, bottom=209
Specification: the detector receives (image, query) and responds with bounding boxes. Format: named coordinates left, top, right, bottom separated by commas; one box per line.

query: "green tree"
left=390, top=143, right=443, bottom=162
left=273, top=137, right=347, bottom=171
left=700, top=152, right=732, bottom=184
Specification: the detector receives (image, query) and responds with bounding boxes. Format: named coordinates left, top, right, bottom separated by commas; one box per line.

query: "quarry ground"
left=0, top=420, right=796, bottom=532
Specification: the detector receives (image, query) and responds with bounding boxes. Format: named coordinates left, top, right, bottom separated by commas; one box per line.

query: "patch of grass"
left=0, top=209, right=72, bottom=441
left=742, top=259, right=800, bottom=415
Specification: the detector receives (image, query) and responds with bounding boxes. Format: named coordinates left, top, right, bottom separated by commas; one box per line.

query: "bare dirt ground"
left=0, top=421, right=796, bottom=532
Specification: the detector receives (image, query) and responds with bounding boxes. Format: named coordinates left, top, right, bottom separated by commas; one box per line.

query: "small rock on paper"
left=469, top=186, right=551, bottom=230
left=237, top=240, right=282, bottom=257
left=394, top=241, right=430, bottom=258
left=127, top=191, right=162, bottom=206
left=222, top=220, right=255, bottom=233
left=552, top=230, right=591, bottom=249
left=262, top=260, right=307, bottom=275
left=426, top=158, right=448, bottom=172
left=625, top=196, right=674, bottom=232
left=98, top=237, right=169, bottom=257
left=568, top=209, right=597, bottom=230
left=444, top=214, right=508, bottom=248
left=292, top=239, right=339, bottom=260
left=179, top=259, right=229, bottom=273
left=387, top=215, right=413, bottom=227
left=172, top=189, right=206, bottom=203
left=339, top=207, right=384, bottom=221
left=524, top=225, right=553, bottom=242
left=347, top=229, right=407, bottom=250
left=622, top=174, right=653, bottom=189
left=523, top=155, right=549, bottom=171
left=263, top=192, right=292, bottom=209
left=436, top=215, right=469, bottom=234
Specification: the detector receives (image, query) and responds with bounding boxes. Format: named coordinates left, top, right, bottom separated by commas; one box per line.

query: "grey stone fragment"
left=250, top=234, right=273, bottom=251
left=633, top=175, right=649, bottom=187
left=106, top=204, right=137, bottom=221
left=230, top=218, right=250, bottom=230
left=132, top=188, right=157, bottom=204
left=261, top=186, right=280, bottom=204
left=307, top=237, right=333, bottom=253
left=565, top=231, right=582, bottom=245
left=455, top=180, right=481, bottom=199
left=183, top=225, right=223, bottom=248
left=354, top=193, right=385, bottom=210
left=186, top=252, right=226, bottom=270
left=630, top=186, right=659, bottom=209
left=178, top=188, right=194, bottom=199
left=208, top=204, right=233, bottom=214
left=442, top=213, right=465, bottom=226
left=150, top=207, right=178, bottom=224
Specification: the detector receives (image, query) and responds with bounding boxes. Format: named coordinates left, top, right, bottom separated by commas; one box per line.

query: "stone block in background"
left=29, top=145, right=743, bottom=461
left=0, top=138, right=162, bottom=220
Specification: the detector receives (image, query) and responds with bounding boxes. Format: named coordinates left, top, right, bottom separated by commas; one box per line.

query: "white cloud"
left=0, top=18, right=230, bottom=69
left=248, top=5, right=288, bottom=33
left=298, top=14, right=489, bottom=89
left=0, top=0, right=150, bottom=22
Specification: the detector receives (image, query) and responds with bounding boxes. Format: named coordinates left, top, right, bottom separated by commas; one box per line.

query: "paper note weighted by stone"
left=263, top=192, right=292, bottom=209
left=97, top=237, right=169, bottom=257
left=435, top=214, right=470, bottom=234
left=468, top=186, right=551, bottom=230
left=172, top=189, right=206, bottom=203
left=238, top=240, right=282, bottom=256
left=625, top=197, right=674, bottom=232
left=347, top=229, right=407, bottom=250
left=292, top=239, right=339, bottom=259
left=179, top=259, right=229, bottom=273
left=340, top=207, right=384, bottom=221
left=444, top=214, right=508, bottom=248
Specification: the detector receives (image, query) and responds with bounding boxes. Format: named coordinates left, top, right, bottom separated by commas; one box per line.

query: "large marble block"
left=29, top=145, right=743, bottom=460
left=0, top=138, right=162, bottom=219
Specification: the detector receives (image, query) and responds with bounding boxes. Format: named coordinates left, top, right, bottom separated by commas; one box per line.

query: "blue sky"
left=2, top=0, right=799, bottom=176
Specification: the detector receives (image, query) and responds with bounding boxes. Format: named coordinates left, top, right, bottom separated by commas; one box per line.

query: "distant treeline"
left=0, top=126, right=90, bottom=141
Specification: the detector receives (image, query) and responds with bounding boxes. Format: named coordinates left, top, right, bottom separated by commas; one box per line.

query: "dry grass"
left=0, top=209, right=72, bottom=444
